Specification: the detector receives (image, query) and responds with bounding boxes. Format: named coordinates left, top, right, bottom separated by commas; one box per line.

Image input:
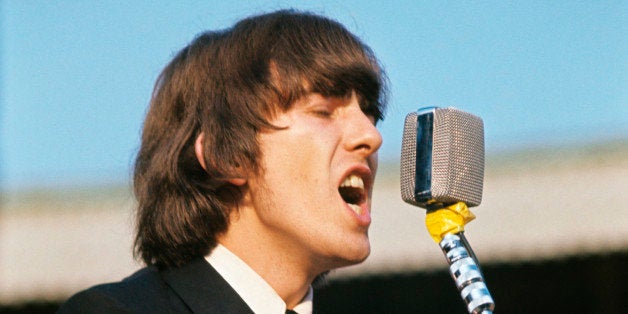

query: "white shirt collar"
left=205, top=244, right=313, bottom=314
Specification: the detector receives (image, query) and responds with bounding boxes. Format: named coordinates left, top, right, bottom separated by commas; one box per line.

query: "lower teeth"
left=348, top=203, right=362, bottom=215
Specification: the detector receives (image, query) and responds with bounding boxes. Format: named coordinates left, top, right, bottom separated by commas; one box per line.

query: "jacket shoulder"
left=57, top=267, right=189, bottom=313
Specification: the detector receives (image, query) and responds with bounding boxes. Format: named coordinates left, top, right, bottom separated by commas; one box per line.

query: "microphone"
left=400, top=107, right=495, bottom=314
left=400, top=107, right=484, bottom=209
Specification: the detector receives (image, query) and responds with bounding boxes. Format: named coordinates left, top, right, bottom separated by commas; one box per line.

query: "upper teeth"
left=341, top=174, right=364, bottom=190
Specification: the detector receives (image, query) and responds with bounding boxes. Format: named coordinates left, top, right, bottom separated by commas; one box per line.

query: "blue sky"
left=1, top=1, right=626, bottom=190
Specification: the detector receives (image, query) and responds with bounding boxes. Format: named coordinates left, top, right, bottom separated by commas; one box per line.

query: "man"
left=59, top=9, right=387, bottom=313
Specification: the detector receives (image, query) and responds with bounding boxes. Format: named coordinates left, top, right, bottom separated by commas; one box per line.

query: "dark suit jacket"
left=57, top=258, right=255, bottom=314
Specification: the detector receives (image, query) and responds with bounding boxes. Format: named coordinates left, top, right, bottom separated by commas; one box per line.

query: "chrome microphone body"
left=440, top=233, right=494, bottom=314
left=401, top=107, right=495, bottom=313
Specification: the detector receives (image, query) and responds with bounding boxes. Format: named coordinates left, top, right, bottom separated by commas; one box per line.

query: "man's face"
left=246, top=92, right=382, bottom=273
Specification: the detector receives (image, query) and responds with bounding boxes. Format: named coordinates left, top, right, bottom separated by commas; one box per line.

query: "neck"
left=218, top=216, right=321, bottom=308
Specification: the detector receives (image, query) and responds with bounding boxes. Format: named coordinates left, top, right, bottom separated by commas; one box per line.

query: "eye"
left=313, top=109, right=332, bottom=118
left=304, top=94, right=337, bottom=119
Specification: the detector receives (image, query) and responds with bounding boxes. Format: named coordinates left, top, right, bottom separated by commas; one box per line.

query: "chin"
left=334, top=241, right=371, bottom=267
left=317, top=233, right=371, bottom=270
left=352, top=247, right=371, bottom=264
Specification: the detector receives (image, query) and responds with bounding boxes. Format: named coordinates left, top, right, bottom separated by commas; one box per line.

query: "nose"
left=344, top=108, right=383, bottom=157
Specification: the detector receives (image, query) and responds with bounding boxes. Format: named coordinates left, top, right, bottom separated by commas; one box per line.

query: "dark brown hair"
left=133, top=9, right=388, bottom=268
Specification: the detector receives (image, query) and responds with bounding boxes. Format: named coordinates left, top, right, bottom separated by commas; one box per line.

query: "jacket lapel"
left=161, top=258, right=255, bottom=314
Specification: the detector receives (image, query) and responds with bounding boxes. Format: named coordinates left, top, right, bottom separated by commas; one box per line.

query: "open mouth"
left=338, top=174, right=366, bottom=215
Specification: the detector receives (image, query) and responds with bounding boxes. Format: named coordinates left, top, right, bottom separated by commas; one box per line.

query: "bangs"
left=242, top=10, right=388, bottom=122
left=305, top=61, right=386, bottom=123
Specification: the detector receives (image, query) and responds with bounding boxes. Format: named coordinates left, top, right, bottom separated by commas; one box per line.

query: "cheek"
left=257, top=114, right=341, bottom=186
left=257, top=133, right=336, bottom=201
left=264, top=124, right=337, bottom=162
left=257, top=133, right=319, bottom=188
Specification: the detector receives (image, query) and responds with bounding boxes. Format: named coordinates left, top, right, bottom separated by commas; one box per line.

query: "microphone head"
left=400, top=107, right=485, bottom=209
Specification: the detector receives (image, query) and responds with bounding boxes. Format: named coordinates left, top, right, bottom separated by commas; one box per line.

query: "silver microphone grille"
left=400, top=107, right=485, bottom=209
left=400, top=111, right=421, bottom=206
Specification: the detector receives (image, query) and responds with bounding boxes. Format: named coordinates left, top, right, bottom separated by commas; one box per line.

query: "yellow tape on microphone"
left=425, top=202, right=476, bottom=243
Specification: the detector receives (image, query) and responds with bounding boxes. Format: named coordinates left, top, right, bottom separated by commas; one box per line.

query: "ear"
left=194, top=132, right=247, bottom=187
left=194, top=133, right=208, bottom=170
left=228, top=177, right=247, bottom=186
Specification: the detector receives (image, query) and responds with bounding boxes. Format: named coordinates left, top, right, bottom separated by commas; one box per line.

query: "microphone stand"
left=439, top=232, right=495, bottom=314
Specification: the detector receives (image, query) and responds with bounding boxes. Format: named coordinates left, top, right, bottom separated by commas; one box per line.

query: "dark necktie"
left=286, top=310, right=298, bottom=314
